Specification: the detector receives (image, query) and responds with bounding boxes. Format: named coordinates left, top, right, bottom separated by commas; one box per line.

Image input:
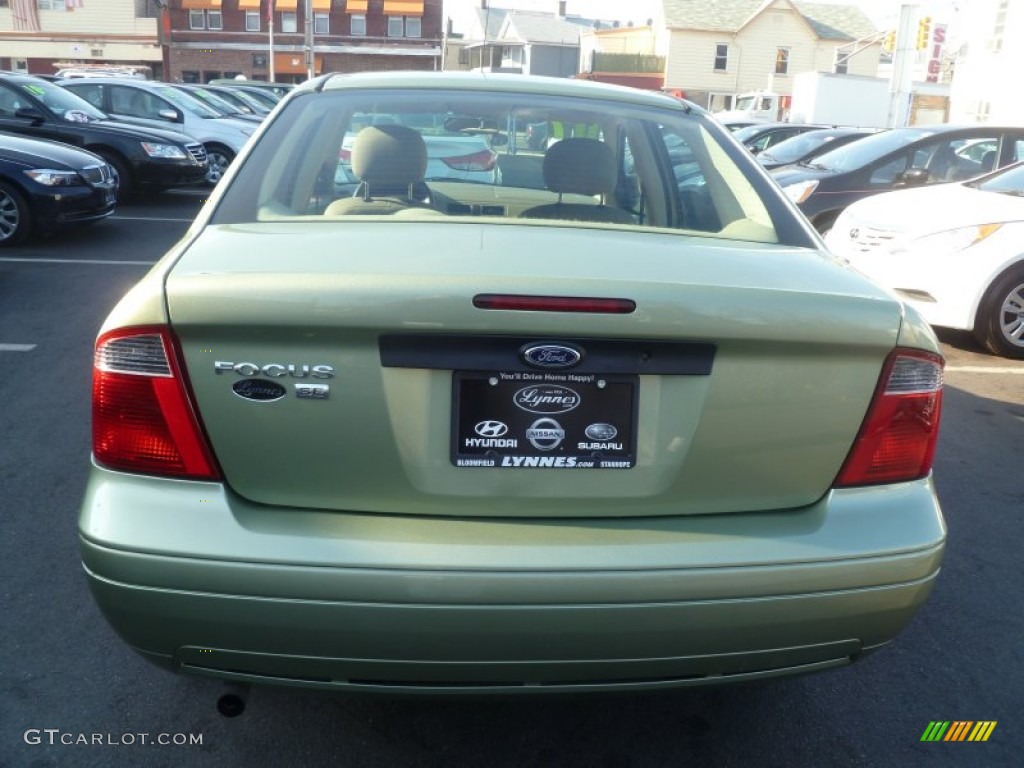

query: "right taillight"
left=834, top=348, right=944, bottom=487
left=93, top=326, right=220, bottom=480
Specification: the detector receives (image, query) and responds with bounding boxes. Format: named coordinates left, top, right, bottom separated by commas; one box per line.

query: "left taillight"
left=93, top=326, right=220, bottom=480
left=834, top=348, right=944, bottom=487
left=441, top=148, right=497, bottom=172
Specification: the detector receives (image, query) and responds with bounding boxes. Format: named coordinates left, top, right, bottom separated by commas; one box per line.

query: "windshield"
left=152, top=85, right=223, bottom=118
left=731, top=124, right=773, bottom=142
left=809, top=128, right=934, bottom=172
left=973, top=161, right=1024, bottom=194
left=16, top=79, right=107, bottom=122
left=181, top=87, right=245, bottom=115
left=761, top=131, right=841, bottom=164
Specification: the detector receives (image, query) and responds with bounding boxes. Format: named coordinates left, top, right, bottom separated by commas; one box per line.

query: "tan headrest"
left=543, top=138, right=617, bottom=197
left=351, top=124, right=427, bottom=187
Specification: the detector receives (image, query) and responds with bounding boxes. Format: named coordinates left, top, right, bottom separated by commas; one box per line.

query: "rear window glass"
left=212, top=89, right=784, bottom=244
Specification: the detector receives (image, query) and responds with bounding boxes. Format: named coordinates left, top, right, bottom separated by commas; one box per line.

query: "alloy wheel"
left=0, top=187, right=22, bottom=242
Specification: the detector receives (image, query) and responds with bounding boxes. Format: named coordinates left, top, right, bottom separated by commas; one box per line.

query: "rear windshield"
left=212, top=88, right=800, bottom=245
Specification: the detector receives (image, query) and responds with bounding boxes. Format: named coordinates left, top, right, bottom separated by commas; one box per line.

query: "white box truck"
left=787, top=72, right=891, bottom=128
left=714, top=73, right=892, bottom=128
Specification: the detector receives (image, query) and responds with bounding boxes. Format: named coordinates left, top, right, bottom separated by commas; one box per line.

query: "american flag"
left=65, top=0, right=83, bottom=10
left=267, top=0, right=275, bottom=23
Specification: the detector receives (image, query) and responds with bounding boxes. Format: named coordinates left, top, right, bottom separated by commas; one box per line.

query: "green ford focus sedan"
left=80, top=72, right=945, bottom=695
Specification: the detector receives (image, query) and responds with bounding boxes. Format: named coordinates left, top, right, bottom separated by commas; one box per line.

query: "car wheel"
left=96, top=151, right=135, bottom=200
left=973, top=266, right=1024, bottom=359
left=0, top=181, right=32, bottom=247
left=205, top=145, right=235, bottom=185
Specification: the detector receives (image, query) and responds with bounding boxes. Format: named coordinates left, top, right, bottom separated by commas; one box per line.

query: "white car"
left=825, top=162, right=1024, bottom=358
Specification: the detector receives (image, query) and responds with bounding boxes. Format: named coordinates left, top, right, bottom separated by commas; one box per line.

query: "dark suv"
left=0, top=74, right=208, bottom=198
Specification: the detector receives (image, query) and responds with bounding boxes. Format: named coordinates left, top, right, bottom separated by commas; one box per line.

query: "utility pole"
left=304, top=0, right=314, bottom=80
left=268, top=0, right=276, bottom=82
left=888, top=3, right=919, bottom=128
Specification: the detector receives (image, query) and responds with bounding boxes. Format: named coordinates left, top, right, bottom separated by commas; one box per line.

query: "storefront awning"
left=382, top=0, right=423, bottom=16
left=236, top=0, right=261, bottom=10
left=274, top=0, right=298, bottom=11
left=346, top=0, right=368, bottom=14
left=181, top=0, right=221, bottom=9
left=312, top=0, right=332, bottom=10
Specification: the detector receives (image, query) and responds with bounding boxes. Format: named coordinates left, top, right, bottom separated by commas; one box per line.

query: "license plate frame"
left=451, top=371, right=638, bottom=469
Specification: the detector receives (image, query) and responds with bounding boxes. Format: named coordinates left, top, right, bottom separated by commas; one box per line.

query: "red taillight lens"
left=834, top=349, right=944, bottom=487
left=93, top=327, right=220, bottom=480
left=441, top=148, right=497, bottom=172
left=473, top=294, right=636, bottom=314
left=338, top=148, right=351, bottom=162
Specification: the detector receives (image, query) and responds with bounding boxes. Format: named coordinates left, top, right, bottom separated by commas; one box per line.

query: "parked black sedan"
left=755, top=127, right=879, bottom=170
left=0, top=132, right=117, bottom=246
left=731, top=122, right=829, bottom=155
left=0, top=73, right=208, bottom=199
left=771, top=124, right=1024, bottom=233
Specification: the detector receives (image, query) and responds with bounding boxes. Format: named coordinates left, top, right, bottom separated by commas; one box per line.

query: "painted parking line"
left=109, top=215, right=195, bottom=223
left=0, top=344, right=36, bottom=352
left=0, top=257, right=154, bottom=266
left=946, top=365, right=1024, bottom=374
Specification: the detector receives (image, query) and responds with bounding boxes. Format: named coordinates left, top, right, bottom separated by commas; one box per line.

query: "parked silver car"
left=58, top=78, right=256, bottom=184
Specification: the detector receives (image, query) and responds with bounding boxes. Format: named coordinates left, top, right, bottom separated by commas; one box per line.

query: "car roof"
left=308, top=71, right=697, bottom=113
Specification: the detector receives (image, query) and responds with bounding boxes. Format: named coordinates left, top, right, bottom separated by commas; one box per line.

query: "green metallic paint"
left=161, top=224, right=904, bottom=517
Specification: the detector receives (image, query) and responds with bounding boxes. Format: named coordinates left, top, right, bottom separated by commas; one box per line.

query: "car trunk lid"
left=165, top=222, right=902, bottom=518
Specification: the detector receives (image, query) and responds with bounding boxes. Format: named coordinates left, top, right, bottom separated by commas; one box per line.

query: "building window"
left=253, top=54, right=268, bottom=68
left=833, top=49, right=848, bottom=74
left=993, top=0, right=1008, bottom=50
left=203, top=71, right=222, bottom=83
left=405, top=15, right=421, bottom=38
left=458, top=47, right=470, bottom=66
left=189, top=9, right=205, bottom=29
left=245, top=10, right=260, bottom=32
left=207, top=10, right=222, bottom=30
left=314, top=12, right=329, bottom=34
left=387, top=16, right=404, bottom=37
left=714, top=44, right=728, bottom=71
left=36, top=0, right=66, bottom=10
left=182, top=71, right=200, bottom=83
left=775, top=47, right=790, bottom=75
left=281, top=11, right=297, bottom=33
left=351, top=13, right=366, bottom=36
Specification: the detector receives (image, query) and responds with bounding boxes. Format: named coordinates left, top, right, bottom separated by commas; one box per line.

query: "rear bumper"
left=79, top=465, right=945, bottom=693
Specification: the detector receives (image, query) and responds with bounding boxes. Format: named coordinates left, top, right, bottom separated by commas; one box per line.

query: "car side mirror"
left=157, top=109, right=180, bottom=122
left=896, top=167, right=930, bottom=187
left=14, top=107, right=45, bottom=125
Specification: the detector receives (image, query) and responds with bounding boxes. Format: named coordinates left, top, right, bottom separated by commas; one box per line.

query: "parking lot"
left=1, top=189, right=1021, bottom=767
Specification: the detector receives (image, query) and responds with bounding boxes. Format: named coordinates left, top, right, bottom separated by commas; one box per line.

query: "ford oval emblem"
left=232, top=378, right=287, bottom=402
left=585, top=423, right=618, bottom=441
left=513, top=385, right=581, bottom=414
left=521, top=343, right=583, bottom=369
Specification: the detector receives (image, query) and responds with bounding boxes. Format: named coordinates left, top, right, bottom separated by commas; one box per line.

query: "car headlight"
left=907, top=223, right=1002, bottom=254
left=23, top=169, right=83, bottom=187
left=782, top=179, right=819, bottom=204
left=140, top=142, right=187, bottom=159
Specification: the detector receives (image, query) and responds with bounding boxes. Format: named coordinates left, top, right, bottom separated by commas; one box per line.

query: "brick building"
left=165, top=0, right=442, bottom=83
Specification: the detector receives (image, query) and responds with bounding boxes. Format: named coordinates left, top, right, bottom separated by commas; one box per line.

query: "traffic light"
left=916, top=16, right=932, bottom=50
left=883, top=30, right=896, bottom=52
